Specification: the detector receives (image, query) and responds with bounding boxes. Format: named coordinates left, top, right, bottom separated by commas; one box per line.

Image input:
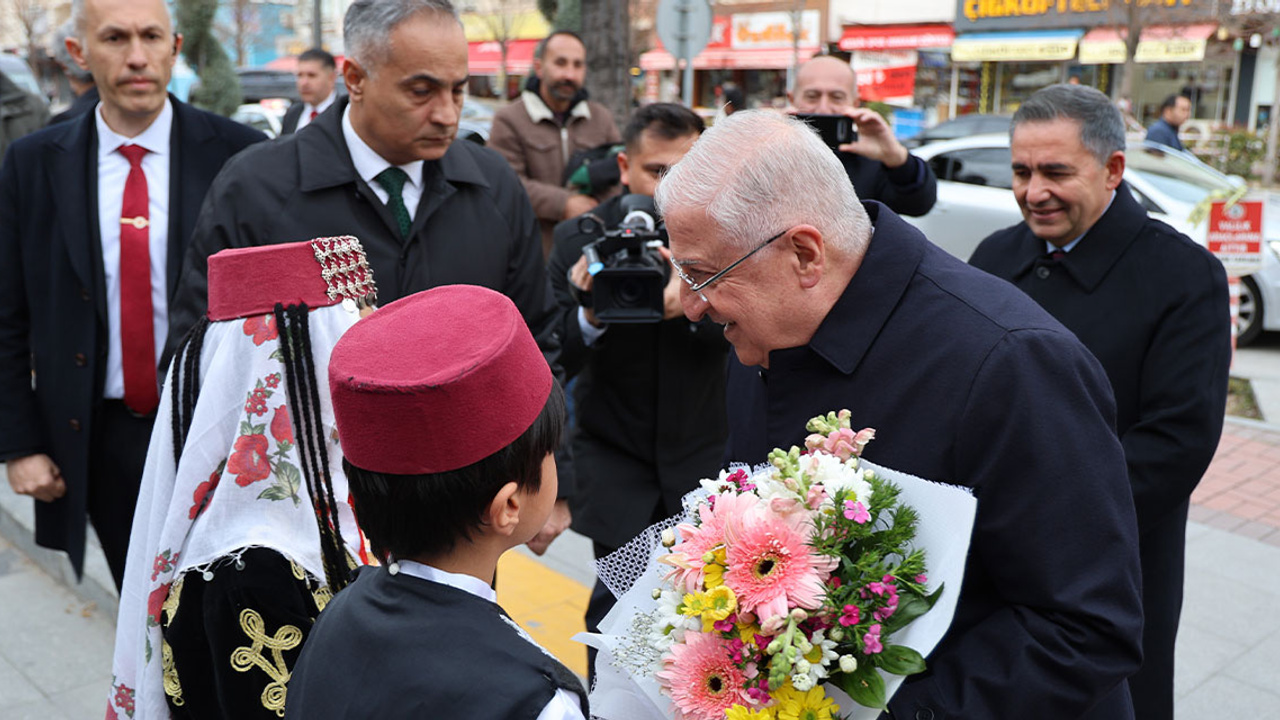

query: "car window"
left=1125, top=144, right=1233, bottom=205
left=930, top=148, right=1013, bottom=190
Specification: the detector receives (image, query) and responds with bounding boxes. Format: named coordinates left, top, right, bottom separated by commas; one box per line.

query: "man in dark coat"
left=168, top=0, right=572, bottom=553
left=970, top=84, right=1230, bottom=720
left=656, top=110, right=1144, bottom=719
left=547, top=103, right=727, bottom=677
left=0, top=0, right=264, bottom=587
left=278, top=47, right=338, bottom=135
left=1145, top=93, right=1190, bottom=152
left=788, top=56, right=936, bottom=217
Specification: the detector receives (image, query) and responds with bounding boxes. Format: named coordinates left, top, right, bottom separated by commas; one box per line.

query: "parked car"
left=457, top=99, right=494, bottom=145
left=236, top=67, right=299, bottom=103
left=902, top=114, right=1011, bottom=148
left=0, top=54, right=44, bottom=100
left=905, top=133, right=1280, bottom=345
left=231, top=102, right=286, bottom=138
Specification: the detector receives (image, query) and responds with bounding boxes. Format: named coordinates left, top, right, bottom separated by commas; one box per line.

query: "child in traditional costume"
left=109, top=238, right=376, bottom=719
left=284, top=285, right=588, bottom=719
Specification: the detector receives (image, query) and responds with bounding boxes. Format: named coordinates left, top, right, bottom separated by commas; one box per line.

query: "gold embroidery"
left=289, top=559, right=306, bottom=581
left=311, top=585, right=332, bottom=613
left=231, top=608, right=303, bottom=717
left=161, top=638, right=185, bottom=706
left=162, top=574, right=184, bottom=625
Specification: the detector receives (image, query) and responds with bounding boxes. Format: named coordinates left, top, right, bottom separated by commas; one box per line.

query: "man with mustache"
left=490, top=31, right=621, bottom=256
left=0, top=0, right=264, bottom=589
left=168, top=0, right=575, bottom=554
left=970, top=84, right=1230, bottom=720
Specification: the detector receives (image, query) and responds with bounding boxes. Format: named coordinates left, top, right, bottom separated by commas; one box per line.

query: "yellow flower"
left=725, top=704, right=776, bottom=720
left=774, top=683, right=839, bottom=720
left=682, top=585, right=738, bottom=632
left=703, top=547, right=728, bottom=589
left=738, top=621, right=761, bottom=645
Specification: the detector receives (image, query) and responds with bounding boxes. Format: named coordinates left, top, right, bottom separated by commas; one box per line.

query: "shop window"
left=930, top=148, right=1013, bottom=189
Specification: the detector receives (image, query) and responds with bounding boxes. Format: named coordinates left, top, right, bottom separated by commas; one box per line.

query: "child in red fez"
left=285, top=285, right=587, bottom=720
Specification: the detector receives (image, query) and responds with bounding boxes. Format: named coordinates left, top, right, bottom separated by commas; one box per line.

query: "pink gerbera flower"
left=663, top=493, right=758, bottom=592
left=723, top=505, right=833, bottom=625
left=657, top=631, right=751, bottom=719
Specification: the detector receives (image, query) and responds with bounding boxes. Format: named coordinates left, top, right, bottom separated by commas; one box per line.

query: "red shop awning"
left=639, top=46, right=819, bottom=72
left=468, top=39, right=538, bottom=75
left=838, top=24, right=955, bottom=52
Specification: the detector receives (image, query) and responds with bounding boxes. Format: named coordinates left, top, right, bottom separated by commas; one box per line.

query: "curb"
left=0, top=474, right=119, bottom=623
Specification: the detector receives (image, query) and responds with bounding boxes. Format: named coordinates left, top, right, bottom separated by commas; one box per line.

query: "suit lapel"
left=48, top=112, right=105, bottom=327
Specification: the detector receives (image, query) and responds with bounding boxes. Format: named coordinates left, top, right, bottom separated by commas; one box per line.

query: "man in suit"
left=1145, top=93, right=1191, bottom=152
left=0, top=0, right=264, bottom=589
left=280, top=47, right=338, bottom=135
left=168, top=0, right=573, bottom=555
left=655, top=110, right=1144, bottom=718
left=970, top=84, right=1230, bottom=720
left=546, top=103, right=726, bottom=678
left=788, top=56, right=936, bottom=217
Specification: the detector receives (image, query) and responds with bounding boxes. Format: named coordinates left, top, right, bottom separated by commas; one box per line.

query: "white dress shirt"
left=295, top=90, right=336, bottom=132
left=341, top=105, right=423, bottom=221
left=96, top=99, right=172, bottom=400
left=396, top=560, right=586, bottom=720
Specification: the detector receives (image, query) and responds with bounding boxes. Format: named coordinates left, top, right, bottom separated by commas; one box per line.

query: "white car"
left=905, top=133, right=1280, bottom=345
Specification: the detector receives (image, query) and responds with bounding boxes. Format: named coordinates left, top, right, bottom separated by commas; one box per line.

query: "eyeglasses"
left=669, top=228, right=788, bottom=303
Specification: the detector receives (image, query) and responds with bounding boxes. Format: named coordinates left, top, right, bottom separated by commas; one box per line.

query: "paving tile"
left=1185, top=525, right=1280, bottom=596
left=1179, top=567, right=1280, bottom=648
left=49, top=678, right=114, bottom=720
left=0, top=566, right=116, bottom=696
left=1176, top=674, right=1280, bottom=720
left=1221, top=628, right=1280, bottom=694
left=1173, top=622, right=1251, bottom=698
left=0, top=652, right=43, bottom=705
left=5, top=697, right=70, bottom=720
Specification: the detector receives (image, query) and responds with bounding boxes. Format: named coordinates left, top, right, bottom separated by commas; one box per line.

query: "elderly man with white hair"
left=655, top=110, right=1145, bottom=720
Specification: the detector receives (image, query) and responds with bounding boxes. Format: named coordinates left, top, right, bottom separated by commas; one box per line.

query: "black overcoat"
left=725, top=203, right=1144, bottom=719
left=167, top=98, right=559, bottom=370
left=970, top=184, right=1231, bottom=718
left=547, top=195, right=729, bottom=548
left=0, top=99, right=265, bottom=573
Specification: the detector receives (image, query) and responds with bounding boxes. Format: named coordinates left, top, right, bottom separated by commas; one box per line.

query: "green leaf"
left=239, top=420, right=254, bottom=436
left=834, top=663, right=887, bottom=710
left=269, top=348, right=284, bottom=362
left=876, top=644, right=927, bottom=676
left=257, top=485, right=291, bottom=501
left=276, top=440, right=293, bottom=455
left=882, top=584, right=944, bottom=634
left=249, top=423, right=266, bottom=436
left=275, top=460, right=301, bottom=496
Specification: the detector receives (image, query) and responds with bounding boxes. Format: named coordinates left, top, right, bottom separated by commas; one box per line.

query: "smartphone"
left=795, top=113, right=857, bottom=149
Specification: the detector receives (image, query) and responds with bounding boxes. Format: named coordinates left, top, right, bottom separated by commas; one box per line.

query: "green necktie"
left=373, top=167, right=412, bottom=238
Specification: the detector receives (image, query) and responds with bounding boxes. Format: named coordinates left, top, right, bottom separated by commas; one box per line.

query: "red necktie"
left=118, top=144, right=159, bottom=415
left=309, top=109, right=318, bottom=122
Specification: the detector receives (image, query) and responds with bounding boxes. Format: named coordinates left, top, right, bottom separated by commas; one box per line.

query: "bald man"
left=789, top=56, right=936, bottom=216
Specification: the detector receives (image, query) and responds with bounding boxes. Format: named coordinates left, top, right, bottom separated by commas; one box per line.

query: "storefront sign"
left=1079, top=23, right=1216, bottom=63
left=952, top=30, right=1082, bottom=61
left=839, top=24, right=955, bottom=52
left=1208, top=200, right=1265, bottom=275
left=853, top=50, right=918, bottom=104
left=731, top=10, right=821, bottom=50
left=1230, top=0, right=1280, bottom=13
left=461, top=10, right=550, bottom=42
left=956, top=0, right=1218, bottom=32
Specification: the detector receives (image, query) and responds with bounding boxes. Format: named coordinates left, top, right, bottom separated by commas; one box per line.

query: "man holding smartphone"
left=789, top=56, right=936, bottom=216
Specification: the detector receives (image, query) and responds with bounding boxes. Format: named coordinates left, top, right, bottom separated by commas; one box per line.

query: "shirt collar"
left=1014, top=183, right=1148, bottom=292
left=309, top=90, right=337, bottom=115
left=1045, top=190, right=1117, bottom=255
left=341, top=103, right=423, bottom=191
left=395, top=559, right=497, bottom=602
left=96, top=97, right=173, bottom=159
left=522, top=89, right=591, bottom=125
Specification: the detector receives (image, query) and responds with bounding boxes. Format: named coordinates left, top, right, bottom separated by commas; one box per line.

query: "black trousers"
left=88, top=399, right=154, bottom=590
left=1128, top=501, right=1190, bottom=720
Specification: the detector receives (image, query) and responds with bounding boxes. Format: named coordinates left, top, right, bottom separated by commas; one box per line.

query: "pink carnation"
left=863, top=623, right=884, bottom=655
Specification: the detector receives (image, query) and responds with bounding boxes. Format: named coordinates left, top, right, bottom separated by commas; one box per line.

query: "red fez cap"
left=207, top=236, right=376, bottom=321
left=328, top=285, right=553, bottom=475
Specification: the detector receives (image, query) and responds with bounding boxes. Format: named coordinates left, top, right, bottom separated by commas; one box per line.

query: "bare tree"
left=6, top=0, right=46, bottom=73
left=582, top=0, right=631, bottom=121
left=466, top=0, right=541, bottom=98
left=215, top=0, right=261, bottom=67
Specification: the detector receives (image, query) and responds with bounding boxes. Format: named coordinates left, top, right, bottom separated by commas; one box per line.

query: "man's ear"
left=616, top=150, right=629, bottom=181
left=66, top=36, right=89, bottom=72
left=173, top=33, right=183, bottom=57
left=343, top=59, right=367, bottom=101
left=787, top=225, right=825, bottom=290
left=1104, top=151, right=1126, bottom=192
left=483, top=481, right=522, bottom=537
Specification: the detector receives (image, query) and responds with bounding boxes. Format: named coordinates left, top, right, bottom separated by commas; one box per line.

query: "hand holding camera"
left=794, top=108, right=909, bottom=169
left=570, top=195, right=673, bottom=325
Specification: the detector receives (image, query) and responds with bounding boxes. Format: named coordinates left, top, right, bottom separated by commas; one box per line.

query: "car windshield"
left=1125, top=143, right=1235, bottom=205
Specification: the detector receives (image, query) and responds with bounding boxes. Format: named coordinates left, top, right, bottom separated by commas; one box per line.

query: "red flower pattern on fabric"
left=265, top=372, right=281, bottom=389
left=189, top=467, right=222, bottom=519
left=112, top=682, right=135, bottom=716
left=270, top=405, right=294, bottom=445
left=227, top=434, right=271, bottom=486
left=243, top=314, right=278, bottom=346
left=244, top=387, right=270, bottom=417
left=146, top=583, right=172, bottom=626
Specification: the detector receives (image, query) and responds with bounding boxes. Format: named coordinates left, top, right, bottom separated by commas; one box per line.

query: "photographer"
left=789, top=55, right=937, bottom=216
left=547, top=104, right=728, bottom=678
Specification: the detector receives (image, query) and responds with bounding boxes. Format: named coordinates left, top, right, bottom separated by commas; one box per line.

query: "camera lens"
left=617, top=278, right=646, bottom=306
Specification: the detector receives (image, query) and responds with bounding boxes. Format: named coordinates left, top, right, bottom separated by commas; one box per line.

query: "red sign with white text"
left=1207, top=200, right=1264, bottom=275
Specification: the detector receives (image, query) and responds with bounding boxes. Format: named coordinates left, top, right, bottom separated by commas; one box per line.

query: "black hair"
left=298, top=47, right=337, bottom=69
left=534, top=30, right=585, bottom=60
left=1160, top=93, right=1189, bottom=112
left=166, top=304, right=351, bottom=593
left=622, top=102, right=705, bottom=154
left=343, top=380, right=566, bottom=563
left=721, top=82, right=745, bottom=113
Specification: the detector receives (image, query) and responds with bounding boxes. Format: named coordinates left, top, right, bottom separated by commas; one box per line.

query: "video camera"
left=577, top=194, right=669, bottom=324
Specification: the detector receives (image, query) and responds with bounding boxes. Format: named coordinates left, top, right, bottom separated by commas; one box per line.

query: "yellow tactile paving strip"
left=496, top=552, right=591, bottom=676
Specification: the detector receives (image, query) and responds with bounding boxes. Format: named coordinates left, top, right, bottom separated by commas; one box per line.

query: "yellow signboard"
left=952, top=35, right=1080, bottom=61
left=461, top=10, right=551, bottom=42
left=1134, top=36, right=1208, bottom=62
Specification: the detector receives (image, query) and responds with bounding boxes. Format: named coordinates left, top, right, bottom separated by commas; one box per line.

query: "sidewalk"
left=2, top=416, right=1279, bottom=718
